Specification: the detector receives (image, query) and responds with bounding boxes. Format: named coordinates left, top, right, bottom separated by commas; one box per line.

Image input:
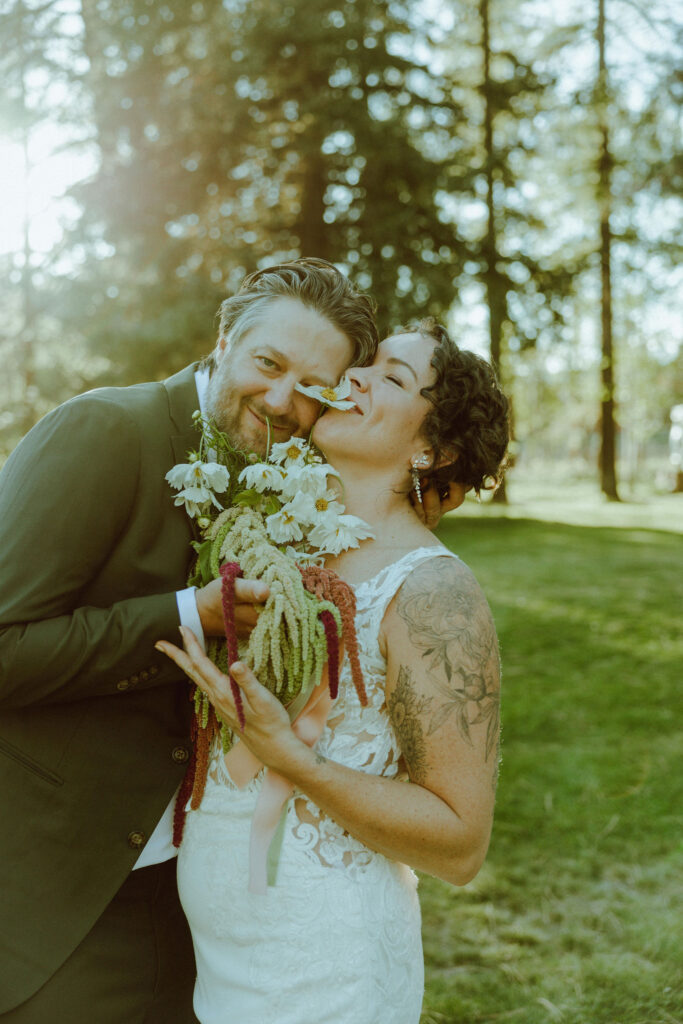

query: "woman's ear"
left=412, top=450, right=458, bottom=474
left=410, top=450, right=433, bottom=473
left=435, top=449, right=458, bottom=472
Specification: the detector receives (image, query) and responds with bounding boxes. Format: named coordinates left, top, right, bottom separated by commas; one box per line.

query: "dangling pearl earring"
left=411, top=456, right=430, bottom=506
left=411, top=468, right=423, bottom=505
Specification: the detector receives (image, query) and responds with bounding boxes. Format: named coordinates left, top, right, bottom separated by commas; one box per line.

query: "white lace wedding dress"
left=177, top=546, right=458, bottom=1024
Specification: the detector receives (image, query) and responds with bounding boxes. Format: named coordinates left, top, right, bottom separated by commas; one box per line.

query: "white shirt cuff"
left=175, top=587, right=206, bottom=653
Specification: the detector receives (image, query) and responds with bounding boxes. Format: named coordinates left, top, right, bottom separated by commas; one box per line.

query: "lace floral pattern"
left=200, top=546, right=459, bottom=874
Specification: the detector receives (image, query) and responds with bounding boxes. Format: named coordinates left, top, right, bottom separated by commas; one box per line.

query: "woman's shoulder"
left=384, top=545, right=494, bottom=639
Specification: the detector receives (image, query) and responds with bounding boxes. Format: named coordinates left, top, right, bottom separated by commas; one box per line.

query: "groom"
left=0, top=259, right=381, bottom=1022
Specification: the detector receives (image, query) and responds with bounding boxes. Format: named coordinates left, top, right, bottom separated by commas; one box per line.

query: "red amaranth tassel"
left=172, top=710, right=198, bottom=847
left=220, top=561, right=246, bottom=730
left=300, top=566, right=367, bottom=706
left=319, top=609, right=340, bottom=699
left=190, top=707, right=214, bottom=809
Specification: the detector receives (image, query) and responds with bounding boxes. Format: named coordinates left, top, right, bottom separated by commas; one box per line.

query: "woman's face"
left=312, top=332, right=437, bottom=471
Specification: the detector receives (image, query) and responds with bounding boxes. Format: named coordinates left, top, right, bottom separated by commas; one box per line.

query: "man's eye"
left=257, top=356, right=278, bottom=370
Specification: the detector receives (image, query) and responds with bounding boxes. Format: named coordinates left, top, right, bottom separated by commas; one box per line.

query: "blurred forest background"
left=1, top=5, right=682, bottom=1021
left=0, top=0, right=681, bottom=500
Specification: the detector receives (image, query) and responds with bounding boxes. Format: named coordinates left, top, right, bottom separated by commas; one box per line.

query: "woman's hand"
left=155, top=627, right=303, bottom=772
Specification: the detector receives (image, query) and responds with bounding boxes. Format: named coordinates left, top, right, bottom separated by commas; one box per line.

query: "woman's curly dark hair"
left=402, top=318, right=510, bottom=495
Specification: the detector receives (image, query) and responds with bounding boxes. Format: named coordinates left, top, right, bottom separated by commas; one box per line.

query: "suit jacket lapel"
left=162, top=362, right=202, bottom=463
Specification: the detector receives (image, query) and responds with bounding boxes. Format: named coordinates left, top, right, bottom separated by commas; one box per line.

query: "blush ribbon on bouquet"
left=223, top=670, right=334, bottom=894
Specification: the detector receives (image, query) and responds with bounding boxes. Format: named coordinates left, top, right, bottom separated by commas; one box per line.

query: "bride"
left=156, top=318, right=509, bottom=1024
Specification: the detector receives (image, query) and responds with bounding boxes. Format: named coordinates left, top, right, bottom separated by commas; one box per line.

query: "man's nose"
left=263, top=376, right=296, bottom=414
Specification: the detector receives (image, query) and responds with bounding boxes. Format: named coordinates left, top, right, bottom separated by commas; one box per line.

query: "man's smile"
left=246, top=406, right=295, bottom=435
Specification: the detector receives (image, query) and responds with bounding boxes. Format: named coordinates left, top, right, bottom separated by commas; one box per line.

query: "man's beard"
left=205, top=370, right=297, bottom=457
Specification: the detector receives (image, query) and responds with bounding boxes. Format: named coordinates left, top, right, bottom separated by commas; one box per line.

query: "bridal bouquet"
left=166, top=383, right=371, bottom=843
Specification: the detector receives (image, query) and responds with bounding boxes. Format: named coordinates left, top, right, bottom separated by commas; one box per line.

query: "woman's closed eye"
left=386, top=375, right=405, bottom=387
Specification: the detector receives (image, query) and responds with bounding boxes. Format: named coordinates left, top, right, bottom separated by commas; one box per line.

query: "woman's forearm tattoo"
left=387, top=665, right=433, bottom=784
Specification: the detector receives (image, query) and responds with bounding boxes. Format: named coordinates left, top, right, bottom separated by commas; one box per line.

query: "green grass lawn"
left=420, top=509, right=682, bottom=1024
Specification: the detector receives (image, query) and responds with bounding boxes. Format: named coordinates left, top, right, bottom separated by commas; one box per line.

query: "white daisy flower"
left=268, top=437, right=311, bottom=466
left=165, top=462, right=196, bottom=490
left=284, top=490, right=345, bottom=525
left=166, top=460, right=230, bottom=494
left=294, top=375, right=356, bottom=410
left=238, top=462, right=286, bottom=493
left=265, top=507, right=305, bottom=544
left=173, top=484, right=224, bottom=519
left=279, top=462, right=340, bottom=501
left=308, top=513, right=375, bottom=555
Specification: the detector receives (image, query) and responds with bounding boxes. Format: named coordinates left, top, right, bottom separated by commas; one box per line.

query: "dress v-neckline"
left=345, top=544, right=453, bottom=593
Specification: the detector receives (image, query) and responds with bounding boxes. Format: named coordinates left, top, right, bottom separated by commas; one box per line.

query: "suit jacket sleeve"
left=0, top=393, right=184, bottom=709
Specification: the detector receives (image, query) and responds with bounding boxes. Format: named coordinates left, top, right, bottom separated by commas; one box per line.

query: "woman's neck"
left=325, top=463, right=435, bottom=580
left=332, top=463, right=405, bottom=526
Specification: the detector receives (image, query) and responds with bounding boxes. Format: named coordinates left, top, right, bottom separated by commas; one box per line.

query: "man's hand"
left=412, top=480, right=468, bottom=530
left=195, top=576, right=269, bottom=638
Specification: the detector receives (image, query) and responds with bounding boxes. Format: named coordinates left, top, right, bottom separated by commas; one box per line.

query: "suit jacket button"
left=140, top=670, right=150, bottom=681
left=116, top=680, right=130, bottom=691
left=129, top=675, right=140, bottom=686
left=127, top=830, right=146, bottom=849
left=172, top=746, right=190, bottom=764
left=149, top=665, right=159, bottom=676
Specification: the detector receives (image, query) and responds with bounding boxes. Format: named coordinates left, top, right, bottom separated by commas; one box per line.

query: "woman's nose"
left=347, top=369, right=368, bottom=393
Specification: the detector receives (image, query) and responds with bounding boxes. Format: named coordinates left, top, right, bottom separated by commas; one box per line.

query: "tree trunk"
left=596, top=0, right=620, bottom=500
left=296, top=143, right=330, bottom=259
left=480, top=0, right=508, bottom=503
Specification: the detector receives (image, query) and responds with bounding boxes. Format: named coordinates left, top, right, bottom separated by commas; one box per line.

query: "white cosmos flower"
left=265, top=507, right=305, bottom=544
left=238, top=462, right=286, bottom=493
left=284, top=490, right=345, bottom=525
left=279, top=462, right=340, bottom=501
left=308, top=513, right=375, bottom=555
left=166, top=462, right=198, bottom=490
left=173, top=484, right=224, bottom=519
left=166, top=460, right=230, bottom=493
left=268, top=437, right=311, bottom=466
left=294, top=375, right=356, bottom=410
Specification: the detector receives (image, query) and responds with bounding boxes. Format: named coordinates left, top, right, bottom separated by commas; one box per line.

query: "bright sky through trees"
left=0, top=0, right=680, bottom=493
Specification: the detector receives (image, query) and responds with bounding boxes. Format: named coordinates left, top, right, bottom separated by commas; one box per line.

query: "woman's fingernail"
left=231, top=662, right=244, bottom=676
left=154, top=643, right=164, bottom=652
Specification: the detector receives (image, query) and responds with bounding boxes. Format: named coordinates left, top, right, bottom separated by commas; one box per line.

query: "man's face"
left=206, top=297, right=355, bottom=456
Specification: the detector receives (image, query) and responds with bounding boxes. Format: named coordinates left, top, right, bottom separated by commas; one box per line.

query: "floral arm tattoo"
left=392, top=558, right=501, bottom=787
left=387, top=666, right=433, bottom=784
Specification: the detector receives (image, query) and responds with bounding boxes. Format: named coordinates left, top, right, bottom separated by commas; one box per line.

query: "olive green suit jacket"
left=0, top=364, right=202, bottom=1012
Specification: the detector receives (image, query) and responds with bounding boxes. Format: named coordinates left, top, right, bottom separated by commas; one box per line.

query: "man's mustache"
left=247, top=405, right=297, bottom=433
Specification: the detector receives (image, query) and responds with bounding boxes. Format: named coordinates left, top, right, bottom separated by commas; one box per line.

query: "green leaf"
left=233, top=488, right=260, bottom=507
left=263, top=495, right=282, bottom=516
left=194, top=538, right=215, bottom=585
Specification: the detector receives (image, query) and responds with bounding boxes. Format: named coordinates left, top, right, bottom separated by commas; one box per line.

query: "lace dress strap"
left=355, top=545, right=461, bottom=638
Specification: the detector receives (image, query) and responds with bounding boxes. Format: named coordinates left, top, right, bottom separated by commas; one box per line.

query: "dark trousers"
left=1, top=859, right=198, bottom=1024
